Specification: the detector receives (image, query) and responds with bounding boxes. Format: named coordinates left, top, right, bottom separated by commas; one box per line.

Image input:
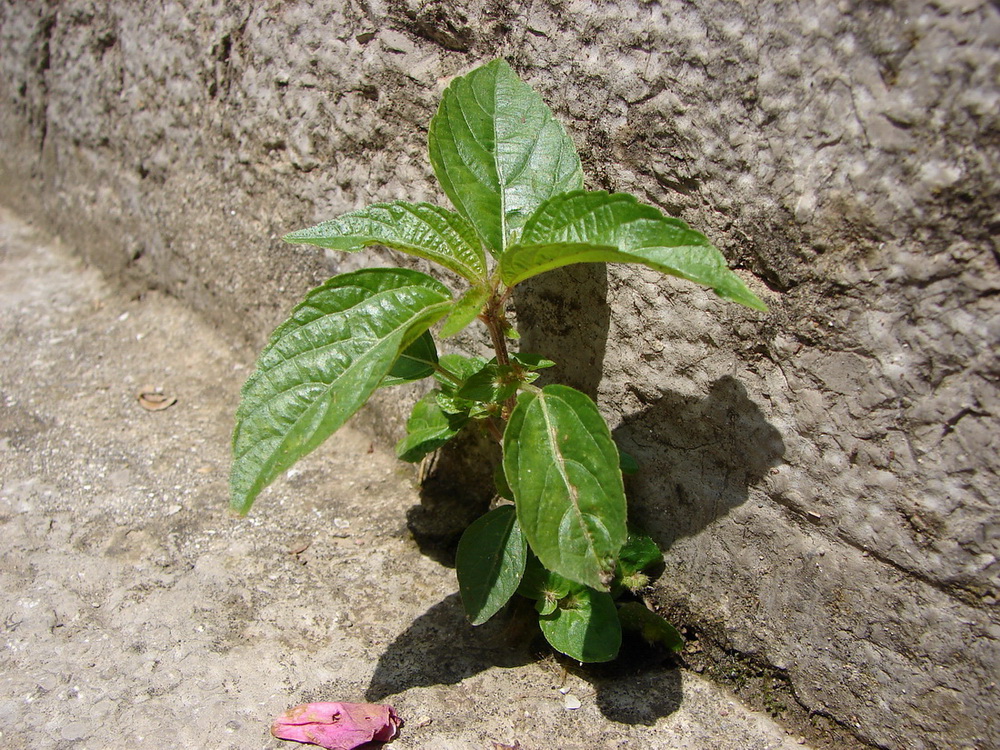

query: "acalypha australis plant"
left=231, top=59, right=766, bottom=662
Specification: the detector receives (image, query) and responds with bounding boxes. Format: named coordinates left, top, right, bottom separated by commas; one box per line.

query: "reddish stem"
left=480, top=289, right=519, bottom=427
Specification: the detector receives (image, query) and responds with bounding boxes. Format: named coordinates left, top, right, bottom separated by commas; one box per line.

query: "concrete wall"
left=1, top=1, right=997, bottom=748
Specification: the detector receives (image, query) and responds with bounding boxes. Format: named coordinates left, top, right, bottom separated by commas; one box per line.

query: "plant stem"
left=481, top=288, right=519, bottom=423
left=481, top=292, right=510, bottom=367
left=484, top=418, right=504, bottom=443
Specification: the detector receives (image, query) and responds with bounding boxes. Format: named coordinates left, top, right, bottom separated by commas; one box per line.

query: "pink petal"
left=271, top=702, right=402, bottom=750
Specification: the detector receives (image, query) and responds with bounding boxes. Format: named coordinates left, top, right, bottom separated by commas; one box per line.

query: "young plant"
left=230, top=59, right=765, bottom=662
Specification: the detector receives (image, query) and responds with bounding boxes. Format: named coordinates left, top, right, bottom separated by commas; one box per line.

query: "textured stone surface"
left=0, top=1, right=998, bottom=748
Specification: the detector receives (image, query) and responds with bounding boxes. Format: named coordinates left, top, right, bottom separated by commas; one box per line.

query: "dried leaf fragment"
left=271, top=702, right=401, bottom=749
left=288, top=539, right=312, bottom=555
left=137, top=385, right=177, bottom=411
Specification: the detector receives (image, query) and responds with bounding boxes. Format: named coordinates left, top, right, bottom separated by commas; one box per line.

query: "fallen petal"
left=136, top=386, right=177, bottom=411
left=272, top=702, right=401, bottom=750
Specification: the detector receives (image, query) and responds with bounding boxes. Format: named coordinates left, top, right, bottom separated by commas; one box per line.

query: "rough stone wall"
left=1, top=1, right=997, bottom=748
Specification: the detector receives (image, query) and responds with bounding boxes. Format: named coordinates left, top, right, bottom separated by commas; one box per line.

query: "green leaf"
left=428, top=59, right=584, bottom=256
left=618, top=450, right=639, bottom=476
left=617, top=602, right=684, bottom=652
left=511, top=352, right=556, bottom=370
left=284, top=201, right=488, bottom=283
left=537, top=598, right=559, bottom=617
left=437, top=353, right=488, bottom=384
left=231, top=269, right=452, bottom=514
left=611, top=531, right=661, bottom=596
left=503, top=385, right=628, bottom=591
left=517, top=552, right=574, bottom=602
left=539, top=587, right=622, bottom=662
left=499, top=191, right=767, bottom=310
left=617, top=532, right=662, bottom=576
left=433, top=354, right=494, bottom=417
left=381, top=330, right=438, bottom=387
left=395, top=391, right=468, bottom=463
left=456, top=506, right=528, bottom=625
left=493, top=463, right=513, bottom=501
left=435, top=390, right=477, bottom=418
left=457, top=362, right=518, bottom=403
left=440, top=285, right=488, bottom=338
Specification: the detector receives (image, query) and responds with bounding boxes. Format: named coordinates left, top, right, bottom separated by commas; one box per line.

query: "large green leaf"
left=283, top=201, right=488, bottom=283
left=456, top=506, right=528, bottom=625
left=428, top=59, right=584, bottom=256
left=499, top=191, right=766, bottom=310
left=231, top=269, right=452, bottom=514
left=539, top=587, right=622, bottom=662
left=503, top=385, right=627, bottom=591
left=395, top=391, right=468, bottom=463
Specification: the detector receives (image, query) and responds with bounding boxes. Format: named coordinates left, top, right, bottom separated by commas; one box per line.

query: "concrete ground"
left=0, top=204, right=811, bottom=749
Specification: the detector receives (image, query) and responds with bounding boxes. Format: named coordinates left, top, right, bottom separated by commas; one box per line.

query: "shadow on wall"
left=614, top=376, right=785, bottom=548
left=365, top=593, right=682, bottom=726
left=514, top=261, right=784, bottom=544
left=514, top=262, right=611, bottom=400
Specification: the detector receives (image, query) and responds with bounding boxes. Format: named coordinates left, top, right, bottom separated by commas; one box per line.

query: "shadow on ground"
left=366, top=594, right=683, bottom=726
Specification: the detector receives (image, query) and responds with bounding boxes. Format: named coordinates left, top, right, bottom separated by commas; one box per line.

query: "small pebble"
left=563, top=694, right=581, bottom=710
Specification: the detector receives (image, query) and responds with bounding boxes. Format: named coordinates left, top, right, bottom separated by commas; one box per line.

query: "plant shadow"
left=365, top=593, right=683, bottom=726
left=613, top=376, right=785, bottom=548
left=514, top=262, right=610, bottom=399
left=365, top=593, right=530, bottom=702
left=405, top=427, right=498, bottom=567
left=576, top=637, right=683, bottom=725
left=515, top=262, right=783, bottom=542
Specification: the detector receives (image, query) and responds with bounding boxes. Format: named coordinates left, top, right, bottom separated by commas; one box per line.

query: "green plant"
left=230, top=59, right=765, bottom=662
